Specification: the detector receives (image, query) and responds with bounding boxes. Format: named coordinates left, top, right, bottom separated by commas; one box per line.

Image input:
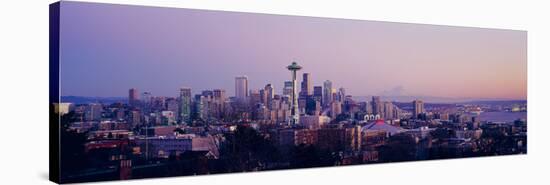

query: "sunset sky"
left=59, top=1, right=527, bottom=100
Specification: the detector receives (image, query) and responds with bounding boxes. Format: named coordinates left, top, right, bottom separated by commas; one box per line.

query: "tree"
left=378, top=134, right=417, bottom=162
left=218, top=125, right=281, bottom=172
left=330, top=114, right=350, bottom=124
left=431, top=128, right=453, bottom=141
left=289, top=144, right=335, bottom=168
left=173, top=127, right=185, bottom=135
left=59, top=112, right=89, bottom=175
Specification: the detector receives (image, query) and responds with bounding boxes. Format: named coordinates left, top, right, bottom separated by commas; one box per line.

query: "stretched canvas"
left=50, top=1, right=527, bottom=183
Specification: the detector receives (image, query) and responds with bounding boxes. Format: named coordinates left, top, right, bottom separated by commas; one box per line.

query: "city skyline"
left=50, top=2, right=528, bottom=183
left=59, top=2, right=526, bottom=100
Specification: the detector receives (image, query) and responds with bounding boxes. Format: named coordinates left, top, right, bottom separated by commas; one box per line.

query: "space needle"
left=287, top=62, right=302, bottom=125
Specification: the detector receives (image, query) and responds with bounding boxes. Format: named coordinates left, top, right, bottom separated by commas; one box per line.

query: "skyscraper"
left=213, top=89, right=226, bottom=102
left=165, top=98, right=179, bottom=117
left=179, top=87, right=192, bottom=124
left=249, top=89, right=261, bottom=107
left=85, top=103, right=102, bottom=121
left=287, top=62, right=302, bottom=125
left=212, top=89, right=226, bottom=118
left=264, top=84, right=275, bottom=108
left=283, top=81, right=293, bottom=96
left=413, top=99, right=425, bottom=119
left=383, top=101, right=395, bottom=119
left=300, top=73, right=312, bottom=98
left=331, top=101, right=342, bottom=118
left=372, top=96, right=382, bottom=117
left=323, top=80, right=333, bottom=107
left=260, top=89, right=266, bottom=105
left=337, top=87, right=346, bottom=102
left=194, top=94, right=207, bottom=120
left=201, top=90, right=213, bottom=98
left=235, top=76, right=248, bottom=101
left=128, top=88, right=139, bottom=107
left=313, top=86, right=323, bottom=102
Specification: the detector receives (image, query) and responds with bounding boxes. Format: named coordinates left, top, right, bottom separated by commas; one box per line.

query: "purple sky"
left=59, top=1, right=527, bottom=100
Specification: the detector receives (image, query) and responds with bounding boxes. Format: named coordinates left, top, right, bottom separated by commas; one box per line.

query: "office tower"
left=213, top=89, right=226, bottom=102
left=128, top=88, right=139, bottom=107
left=364, top=101, right=373, bottom=114
left=264, top=84, right=275, bottom=108
left=283, top=81, right=293, bottom=96
left=331, top=101, right=342, bottom=118
left=337, top=87, right=346, bottom=102
left=300, top=73, right=312, bottom=98
left=179, top=87, right=192, bottom=124
left=342, top=95, right=355, bottom=113
left=314, top=100, right=322, bottom=116
left=287, top=62, right=302, bottom=125
left=260, top=89, right=266, bottom=105
left=299, top=98, right=307, bottom=114
left=323, top=80, right=333, bottom=107
left=383, top=101, right=394, bottom=119
left=140, top=92, right=152, bottom=114
left=372, top=96, right=383, bottom=116
left=194, top=94, right=209, bottom=121
left=85, top=103, right=102, bottom=121
left=201, top=90, right=213, bottom=98
left=313, top=86, right=323, bottom=102
left=235, top=76, right=248, bottom=101
left=212, top=89, right=226, bottom=118
left=249, top=89, right=261, bottom=107
left=413, top=99, right=425, bottom=119
left=165, top=98, right=179, bottom=116
left=331, top=88, right=337, bottom=103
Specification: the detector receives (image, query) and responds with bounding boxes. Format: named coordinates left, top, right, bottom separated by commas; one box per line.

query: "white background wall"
left=0, top=0, right=548, bottom=184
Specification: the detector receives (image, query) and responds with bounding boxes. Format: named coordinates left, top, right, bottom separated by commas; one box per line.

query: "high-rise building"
left=260, top=89, right=266, bottom=105
left=283, top=81, right=293, bottom=96
left=179, top=87, right=192, bottom=124
left=331, top=101, right=342, bottom=118
left=249, top=89, right=261, bottom=107
left=264, top=84, right=275, bottom=108
left=313, top=86, right=323, bottom=102
left=201, top=90, right=213, bottom=98
left=300, top=73, right=312, bottom=98
left=165, top=98, right=179, bottom=116
left=129, top=88, right=139, bottom=107
left=314, top=100, right=322, bottom=116
left=129, top=110, right=141, bottom=126
left=331, top=88, right=337, bottom=104
left=383, top=101, right=395, bottom=119
left=194, top=95, right=210, bottom=121
left=213, top=89, right=226, bottom=102
left=287, top=62, right=302, bottom=125
left=372, top=96, right=383, bottom=116
left=413, top=99, right=425, bottom=119
left=141, top=91, right=152, bottom=108
left=337, top=88, right=346, bottom=102
left=300, top=115, right=331, bottom=129
left=212, top=89, right=226, bottom=118
left=323, top=80, right=333, bottom=107
left=235, top=76, right=248, bottom=101
left=85, top=103, right=102, bottom=121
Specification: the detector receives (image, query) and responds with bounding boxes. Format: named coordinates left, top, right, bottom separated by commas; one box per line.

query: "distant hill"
left=352, top=95, right=524, bottom=104
left=458, top=100, right=527, bottom=105
left=61, top=96, right=127, bottom=104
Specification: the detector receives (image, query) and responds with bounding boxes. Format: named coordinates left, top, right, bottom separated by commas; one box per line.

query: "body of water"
left=477, top=112, right=527, bottom=123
